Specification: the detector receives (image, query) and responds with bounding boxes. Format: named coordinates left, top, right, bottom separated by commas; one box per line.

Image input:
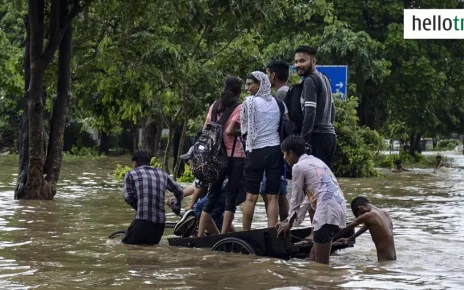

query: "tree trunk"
left=42, top=8, right=72, bottom=199
left=154, top=121, right=163, bottom=156
left=408, top=133, right=422, bottom=156
left=99, top=131, right=110, bottom=155
left=15, top=16, right=31, bottom=200
left=15, top=0, right=85, bottom=200
left=131, top=124, right=138, bottom=153
left=25, top=0, right=46, bottom=200
left=163, top=127, right=174, bottom=174
left=173, top=86, right=189, bottom=179
left=142, top=119, right=157, bottom=156
left=174, top=118, right=188, bottom=179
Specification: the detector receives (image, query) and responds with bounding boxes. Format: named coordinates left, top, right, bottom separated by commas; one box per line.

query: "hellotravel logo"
left=404, top=9, right=464, bottom=39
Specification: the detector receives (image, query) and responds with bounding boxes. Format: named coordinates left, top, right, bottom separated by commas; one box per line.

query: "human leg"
left=222, top=157, right=244, bottom=233
left=122, top=219, right=165, bottom=245
left=197, top=175, right=226, bottom=237
left=242, top=149, right=266, bottom=231
left=264, top=145, right=284, bottom=228
left=312, top=224, right=340, bottom=265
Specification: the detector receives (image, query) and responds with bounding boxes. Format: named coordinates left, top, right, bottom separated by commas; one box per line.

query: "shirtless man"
left=435, top=155, right=444, bottom=169
left=392, top=159, right=409, bottom=173
left=334, top=196, right=396, bottom=261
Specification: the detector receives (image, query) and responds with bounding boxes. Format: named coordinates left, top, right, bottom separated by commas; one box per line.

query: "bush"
left=113, top=157, right=164, bottom=181
left=436, top=139, right=461, bottom=151
left=178, top=164, right=194, bottom=183
left=63, top=145, right=99, bottom=160
left=332, top=97, right=381, bottom=177
left=150, top=157, right=162, bottom=168
left=113, top=164, right=132, bottom=181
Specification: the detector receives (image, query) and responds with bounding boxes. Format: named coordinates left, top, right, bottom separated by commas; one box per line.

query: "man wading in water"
left=122, top=150, right=184, bottom=245
left=333, top=196, right=397, bottom=261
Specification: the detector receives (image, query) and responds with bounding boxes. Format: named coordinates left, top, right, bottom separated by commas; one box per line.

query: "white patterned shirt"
left=244, top=97, right=281, bottom=151
left=288, top=154, right=347, bottom=231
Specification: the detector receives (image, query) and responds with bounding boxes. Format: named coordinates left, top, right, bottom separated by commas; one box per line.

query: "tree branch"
left=42, top=0, right=92, bottom=66
left=200, top=27, right=246, bottom=65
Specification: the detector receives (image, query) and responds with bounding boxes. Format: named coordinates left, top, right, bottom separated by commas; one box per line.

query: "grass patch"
left=374, top=152, right=448, bottom=169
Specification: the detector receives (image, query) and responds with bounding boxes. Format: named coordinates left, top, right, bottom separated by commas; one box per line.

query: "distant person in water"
left=435, top=155, right=444, bottom=169
left=334, top=196, right=397, bottom=261
left=392, top=159, right=409, bottom=173
left=122, top=150, right=184, bottom=245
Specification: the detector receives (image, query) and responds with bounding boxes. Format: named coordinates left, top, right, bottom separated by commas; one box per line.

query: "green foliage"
left=436, top=139, right=461, bottom=151
left=62, top=146, right=100, bottom=160
left=332, top=97, right=381, bottom=178
left=112, top=157, right=164, bottom=181
left=178, top=164, right=194, bottom=183
left=113, top=164, right=132, bottom=181
left=150, top=157, right=162, bottom=168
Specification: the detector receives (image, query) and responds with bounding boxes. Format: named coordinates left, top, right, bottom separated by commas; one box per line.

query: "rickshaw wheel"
left=210, top=237, right=255, bottom=255
left=108, top=230, right=126, bottom=239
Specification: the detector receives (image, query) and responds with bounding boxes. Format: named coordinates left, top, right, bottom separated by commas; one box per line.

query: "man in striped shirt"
left=294, top=46, right=337, bottom=171
left=122, top=150, right=184, bottom=245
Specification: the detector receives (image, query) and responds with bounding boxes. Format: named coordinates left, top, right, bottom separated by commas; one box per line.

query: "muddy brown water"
left=1, top=154, right=464, bottom=289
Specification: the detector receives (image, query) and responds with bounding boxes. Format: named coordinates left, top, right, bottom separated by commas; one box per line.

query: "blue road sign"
left=316, top=65, right=348, bottom=100
left=289, top=65, right=348, bottom=100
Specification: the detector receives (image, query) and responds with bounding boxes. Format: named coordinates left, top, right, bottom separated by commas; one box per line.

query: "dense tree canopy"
left=1, top=0, right=464, bottom=196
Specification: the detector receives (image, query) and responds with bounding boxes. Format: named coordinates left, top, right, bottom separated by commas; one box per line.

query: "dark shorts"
left=259, top=162, right=289, bottom=195
left=244, top=145, right=283, bottom=194
left=313, top=224, right=340, bottom=244
left=203, top=157, right=244, bottom=214
left=311, top=133, right=337, bottom=171
left=122, top=219, right=165, bottom=245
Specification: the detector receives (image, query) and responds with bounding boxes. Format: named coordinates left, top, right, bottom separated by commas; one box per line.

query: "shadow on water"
left=0, top=154, right=464, bottom=289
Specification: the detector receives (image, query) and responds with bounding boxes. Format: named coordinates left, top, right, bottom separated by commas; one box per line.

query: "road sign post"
left=316, top=65, right=348, bottom=100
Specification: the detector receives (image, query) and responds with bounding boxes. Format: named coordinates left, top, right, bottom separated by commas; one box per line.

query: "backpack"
left=274, top=97, right=294, bottom=142
left=284, top=72, right=332, bottom=135
left=191, top=101, right=239, bottom=183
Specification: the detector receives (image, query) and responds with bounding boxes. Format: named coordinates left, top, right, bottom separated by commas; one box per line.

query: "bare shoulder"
left=380, top=209, right=392, bottom=219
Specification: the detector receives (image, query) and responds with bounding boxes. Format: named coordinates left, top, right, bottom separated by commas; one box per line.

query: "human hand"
left=337, top=238, right=350, bottom=245
left=167, top=197, right=181, bottom=216
left=276, top=221, right=292, bottom=238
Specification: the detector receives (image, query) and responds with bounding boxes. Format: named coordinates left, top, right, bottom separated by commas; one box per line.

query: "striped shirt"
left=123, top=165, right=183, bottom=224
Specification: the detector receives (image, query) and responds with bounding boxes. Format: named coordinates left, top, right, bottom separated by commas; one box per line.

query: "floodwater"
left=0, top=153, right=464, bottom=289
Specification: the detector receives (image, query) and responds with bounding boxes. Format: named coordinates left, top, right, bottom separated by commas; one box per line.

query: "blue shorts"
left=193, top=189, right=225, bottom=229
left=259, top=162, right=288, bottom=195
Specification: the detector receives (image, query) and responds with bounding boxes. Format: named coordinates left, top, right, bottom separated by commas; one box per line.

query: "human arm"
left=281, top=101, right=290, bottom=121
left=204, top=104, right=214, bottom=129
left=186, top=186, right=205, bottom=210
left=332, top=213, right=373, bottom=241
left=225, top=105, right=241, bottom=136
left=330, top=98, right=336, bottom=124
left=240, top=98, right=249, bottom=137
left=299, top=77, right=317, bottom=144
left=277, top=164, right=306, bottom=236
left=123, top=173, right=137, bottom=210
left=165, top=173, right=184, bottom=211
left=336, top=225, right=368, bottom=244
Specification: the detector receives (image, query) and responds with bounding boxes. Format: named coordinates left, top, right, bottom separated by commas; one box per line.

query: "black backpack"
left=274, top=97, right=294, bottom=142
left=284, top=72, right=332, bottom=135
left=191, top=101, right=239, bottom=183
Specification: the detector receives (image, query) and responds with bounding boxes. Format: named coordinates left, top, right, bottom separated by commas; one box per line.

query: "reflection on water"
left=1, top=154, right=464, bottom=289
